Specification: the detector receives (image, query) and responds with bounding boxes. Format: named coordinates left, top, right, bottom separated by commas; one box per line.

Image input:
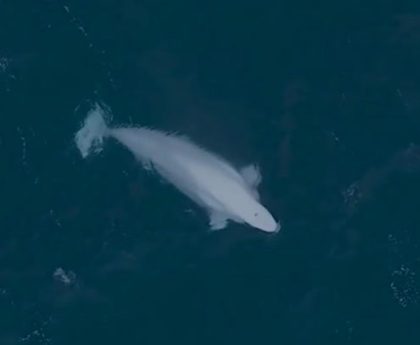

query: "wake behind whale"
left=75, top=103, right=280, bottom=233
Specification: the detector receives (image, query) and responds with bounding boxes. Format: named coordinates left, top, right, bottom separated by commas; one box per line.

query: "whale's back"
left=110, top=127, right=243, bottom=182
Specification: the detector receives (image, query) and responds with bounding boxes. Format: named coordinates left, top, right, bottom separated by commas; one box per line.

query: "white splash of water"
left=388, top=233, right=419, bottom=308
left=53, top=268, right=76, bottom=286
left=16, top=126, right=27, bottom=168
left=0, top=57, right=9, bottom=72
left=390, top=264, right=419, bottom=308
left=74, top=104, right=110, bottom=158
left=19, top=317, right=52, bottom=344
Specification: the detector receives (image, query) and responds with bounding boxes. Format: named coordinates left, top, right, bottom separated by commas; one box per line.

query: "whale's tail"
left=75, top=103, right=111, bottom=158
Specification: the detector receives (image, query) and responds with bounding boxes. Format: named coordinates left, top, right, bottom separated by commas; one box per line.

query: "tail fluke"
left=75, top=103, right=111, bottom=158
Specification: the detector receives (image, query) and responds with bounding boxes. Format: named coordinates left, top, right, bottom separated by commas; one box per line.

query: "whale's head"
left=242, top=203, right=280, bottom=233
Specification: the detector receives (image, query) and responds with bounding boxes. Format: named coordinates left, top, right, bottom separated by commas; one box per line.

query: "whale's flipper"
left=240, top=164, right=261, bottom=199
left=209, top=211, right=229, bottom=230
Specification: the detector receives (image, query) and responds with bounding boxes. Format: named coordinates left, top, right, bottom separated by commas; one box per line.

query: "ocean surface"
left=1, top=1, right=420, bottom=344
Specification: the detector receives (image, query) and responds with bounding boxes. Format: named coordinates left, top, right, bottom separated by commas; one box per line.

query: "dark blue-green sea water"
left=1, top=1, right=420, bottom=344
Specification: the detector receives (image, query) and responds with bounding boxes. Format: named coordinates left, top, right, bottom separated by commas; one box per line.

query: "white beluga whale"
left=75, top=103, right=280, bottom=233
